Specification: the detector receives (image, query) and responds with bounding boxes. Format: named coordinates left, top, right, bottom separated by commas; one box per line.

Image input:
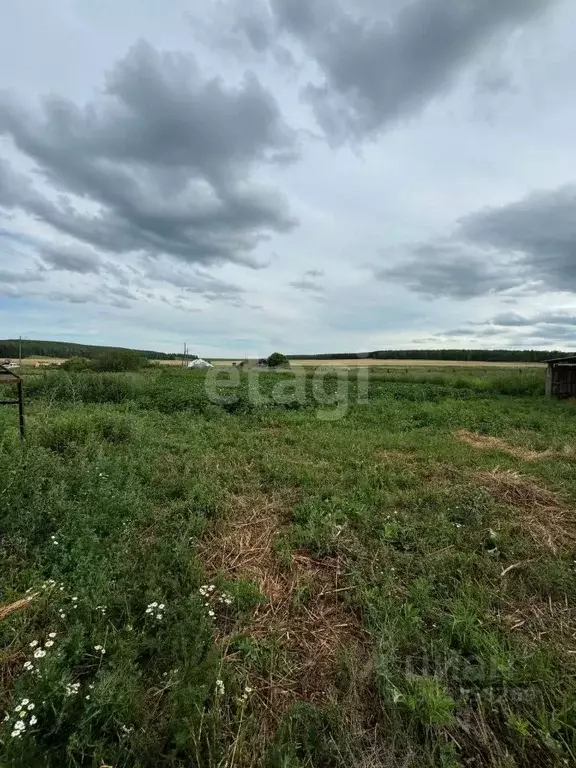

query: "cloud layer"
left=236, top=0, right=554, bottom=141
left=0, top=40, right=298, bottom=270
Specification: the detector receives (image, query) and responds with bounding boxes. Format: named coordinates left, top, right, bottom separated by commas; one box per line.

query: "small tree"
left=266, top=352, right=290, bottom=368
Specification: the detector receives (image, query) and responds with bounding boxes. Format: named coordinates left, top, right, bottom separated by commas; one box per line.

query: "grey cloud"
left=0, top=40, right=298, bottom=268
left=379, top=241, right=521, bottom=298
left=263, top=0, right=552, bottom=141
left=0, top=268, right=44, bottom=284
left=461, top=186, right=576, bottom=291
left=41, top=244, right=102, bottom=274
left=442, top=327, right=504, bottom=338
left=305, top=268, right=324, bottom=278
left=289, top=278, right=323, bottom=292
left=481, top=312, right=576, bottom=328
left=0, top=279, right=133, bottom=309
left=380, top=184, right=576, bottom=299
left=142, top=259, right=244, bottom=300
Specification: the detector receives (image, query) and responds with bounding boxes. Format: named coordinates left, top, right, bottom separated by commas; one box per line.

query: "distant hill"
left=0, top=339, right=183, bottom=361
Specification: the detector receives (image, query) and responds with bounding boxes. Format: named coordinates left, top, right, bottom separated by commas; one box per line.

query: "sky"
left=1, top=0, right=576, bottom=357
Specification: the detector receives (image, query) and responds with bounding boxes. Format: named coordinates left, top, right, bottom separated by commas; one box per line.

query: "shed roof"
left=546, top=355, right=576, bottom=365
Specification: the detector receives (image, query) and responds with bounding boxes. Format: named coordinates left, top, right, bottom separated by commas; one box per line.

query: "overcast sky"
left=1, top=0, right=575, bottom=357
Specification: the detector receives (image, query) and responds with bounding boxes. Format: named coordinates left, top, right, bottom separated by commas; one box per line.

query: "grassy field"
left=1, top=366, right=575, bottom=767
left=12, top=358, right=547, bottom=370
left=159, top=360, right=546, bottom=369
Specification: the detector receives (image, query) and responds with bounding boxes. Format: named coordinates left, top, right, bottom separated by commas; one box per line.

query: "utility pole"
left=19, top=336, right=22, bottom=368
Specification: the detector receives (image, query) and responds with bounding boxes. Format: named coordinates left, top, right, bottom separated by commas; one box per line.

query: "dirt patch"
left=476, top=469, right=576, bottom=552
left=200, top=494, right=363, bottom=722
left=455, top=430, right=549, bottom=461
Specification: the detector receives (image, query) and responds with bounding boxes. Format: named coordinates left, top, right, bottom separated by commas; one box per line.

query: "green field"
left=1, top=367, right=575, bottom=767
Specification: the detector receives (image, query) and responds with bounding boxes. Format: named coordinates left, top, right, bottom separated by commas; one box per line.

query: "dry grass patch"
left=0, top=594, right=37, bottom=622
left=200, top=495, right=363, bottom=722
left=476, top=468, right=576, bottom=552
left=455, top=430, right=549, bottom=461
left=498, top=597, right=576, bottom=658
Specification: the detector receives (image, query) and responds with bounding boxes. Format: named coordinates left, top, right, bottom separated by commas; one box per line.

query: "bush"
left=61, top=357, right=93, bottom=373
left=91, top=350, right=147, bottom=373
left=266, top=352, right=290, bottom=369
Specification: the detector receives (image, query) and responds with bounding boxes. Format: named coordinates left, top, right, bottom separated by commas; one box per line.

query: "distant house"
left=186, top=358, right=213, bottom=369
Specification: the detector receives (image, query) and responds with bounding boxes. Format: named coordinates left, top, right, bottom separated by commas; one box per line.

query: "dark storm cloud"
left=380, top=185, right=576, bottom=299
left=238, top=0, right=553, bottom=141
left=0, top=40, right=298, bottom=268
left=40, top=244, right=102, bottom=274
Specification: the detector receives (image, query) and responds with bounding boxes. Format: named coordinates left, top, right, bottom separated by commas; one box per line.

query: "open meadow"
left=1, top=366, right=575, bottom=767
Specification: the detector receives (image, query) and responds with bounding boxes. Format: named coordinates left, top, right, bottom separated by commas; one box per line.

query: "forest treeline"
left=1, top=340, right=571, bottom=364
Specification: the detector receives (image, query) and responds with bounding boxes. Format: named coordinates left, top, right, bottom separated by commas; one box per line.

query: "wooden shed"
left=545, top=355, right=576, bottom=398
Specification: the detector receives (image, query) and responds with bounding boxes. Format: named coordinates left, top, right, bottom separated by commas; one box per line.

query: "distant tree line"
left=288, top=349, right=571, bottom=363
left=0, top=339, right=192, bottom=361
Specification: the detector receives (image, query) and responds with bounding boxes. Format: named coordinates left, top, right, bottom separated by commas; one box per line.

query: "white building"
left=186, top=358, right=213, bottom=369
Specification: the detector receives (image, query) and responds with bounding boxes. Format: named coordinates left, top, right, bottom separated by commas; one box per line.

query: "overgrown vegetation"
left=1, top=366, right=575, bottom=766
left=61, top=349, right=148, bottom=373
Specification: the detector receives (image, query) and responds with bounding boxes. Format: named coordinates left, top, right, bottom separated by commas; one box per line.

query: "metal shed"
left=545, top=355, right=576, bottom=398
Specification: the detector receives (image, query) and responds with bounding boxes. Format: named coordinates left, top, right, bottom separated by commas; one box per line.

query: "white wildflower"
left=45, top=640, right=54, bottom=648
left=34, top=649, right=46, bottom=659
left=94, top=645, right=106, bottom=654
left=29, top=715, right=37, bottom=725
left=158, top=604, right=165, bottom=610
left=29, top=641, right=39, bottom=648
left=14, top=720, right=26, bottom=730
left=48, top=632, right=57, bottom=639
left=208, top=610, right=215, bottom=617
left=27, top=703, right=35, bottom=711
left=23, top=660, right=34, bottom=671
left=156, top=614, right=163, bottom=620
left=216, top=679, right=225, bottom=695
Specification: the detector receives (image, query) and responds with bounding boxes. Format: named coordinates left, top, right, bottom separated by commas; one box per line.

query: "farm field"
left=1, top=366, right=575, bottom=767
